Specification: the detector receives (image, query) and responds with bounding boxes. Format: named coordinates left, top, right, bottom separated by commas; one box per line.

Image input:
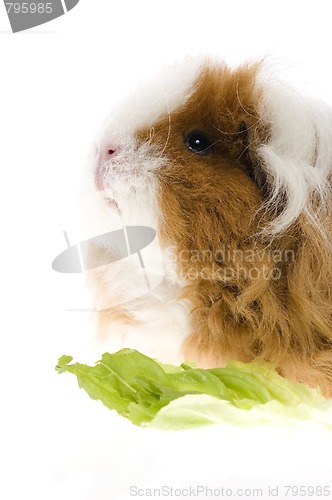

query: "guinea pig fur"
left=85, top=58, right=332, bottom=397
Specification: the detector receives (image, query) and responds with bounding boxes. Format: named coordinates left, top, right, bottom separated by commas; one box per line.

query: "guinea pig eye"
left=185, top=131, right=212, bottom=155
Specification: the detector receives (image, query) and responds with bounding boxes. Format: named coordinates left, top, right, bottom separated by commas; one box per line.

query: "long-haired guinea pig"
left=84, top=58, right=332, bottom=397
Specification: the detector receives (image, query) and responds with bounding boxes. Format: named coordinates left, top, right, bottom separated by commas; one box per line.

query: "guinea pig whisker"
left=213, top=120, right=260, bottom=136
left=235, top=83, right=257, bottom=119
left=158, top=94, right=172, bottom=158
left=149, top=127, right=155, bottom=142
left=184, top=138, right=224, bottom=160
left=237, top=136, right=259, bottom=160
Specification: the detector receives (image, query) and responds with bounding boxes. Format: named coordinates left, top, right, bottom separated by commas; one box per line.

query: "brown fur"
left=136, top=63, right=332, bottom=396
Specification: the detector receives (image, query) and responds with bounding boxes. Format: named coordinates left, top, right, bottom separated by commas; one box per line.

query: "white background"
left=1, top=1, right=332, bottom=499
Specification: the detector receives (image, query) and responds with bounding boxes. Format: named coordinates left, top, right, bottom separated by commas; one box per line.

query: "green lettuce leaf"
left=55, top=349, right=332, bottom=429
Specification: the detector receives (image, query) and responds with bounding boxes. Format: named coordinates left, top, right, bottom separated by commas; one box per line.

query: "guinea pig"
left=84, top=57, right=332, bottom=397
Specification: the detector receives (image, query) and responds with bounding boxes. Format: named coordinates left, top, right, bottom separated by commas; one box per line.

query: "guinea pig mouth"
left=106, top=197, right=120, bottom=212
left=102, top=188, right=120, bottom=212
left=95, top=170, right=120, bottom=212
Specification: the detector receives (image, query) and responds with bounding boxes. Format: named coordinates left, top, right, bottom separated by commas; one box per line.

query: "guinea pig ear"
left=238, top=121, right=267, bottom=192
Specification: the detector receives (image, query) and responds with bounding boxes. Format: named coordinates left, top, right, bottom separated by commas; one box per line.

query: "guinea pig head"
left=94, top=62, right=269, bottom=230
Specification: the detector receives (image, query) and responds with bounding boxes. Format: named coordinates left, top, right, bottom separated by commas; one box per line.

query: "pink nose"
left=100, top=145, right=119, bottom=165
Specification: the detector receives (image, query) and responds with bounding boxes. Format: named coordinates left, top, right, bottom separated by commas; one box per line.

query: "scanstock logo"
left=3, top=0, right=79, bottom=33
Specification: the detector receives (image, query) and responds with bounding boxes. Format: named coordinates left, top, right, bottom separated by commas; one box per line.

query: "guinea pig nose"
left=100, top=144, right=120, bottom=165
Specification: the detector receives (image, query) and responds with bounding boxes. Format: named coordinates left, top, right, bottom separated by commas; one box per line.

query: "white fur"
left=256, top=68, right=332, bottom=234
left=98, top=57, right=203, bottom=139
